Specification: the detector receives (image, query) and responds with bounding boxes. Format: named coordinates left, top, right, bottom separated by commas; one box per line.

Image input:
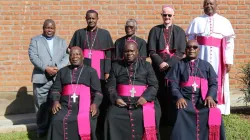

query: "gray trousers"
left=33, top=81, right=53, bottom=133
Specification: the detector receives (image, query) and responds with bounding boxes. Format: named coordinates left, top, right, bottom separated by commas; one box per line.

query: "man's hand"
left=159, top=62, right=169, bottom=71
left=116, top=99, right=127, bottom=107
left=46, top=66, right=58, bottom=76
left=52, top=101, right=61, bottom=114
left=204, top=96, right=216, bottom=108
left=104, top=73, right=109, bottom=81
left=176, top=98, right=187, bottom=109
left=146, top=57, right=152, bottom=64
left=90, top=104, right=98, bottom=117
left=226, top=64, right=232, bottom=73
left=136, top=97, right=147, bottom=106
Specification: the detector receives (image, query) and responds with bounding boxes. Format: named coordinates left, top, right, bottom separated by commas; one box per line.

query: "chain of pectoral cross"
left=86, top=28, right=99, bottom=58
left=126, top=59, right=138, bottom=97
left=70, top=66, right=84, bottom=103
left=189, top=59, right=199, bottom=92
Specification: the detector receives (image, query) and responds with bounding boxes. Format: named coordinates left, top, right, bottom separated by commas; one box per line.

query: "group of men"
left=28, top=0, right=235, bottom=140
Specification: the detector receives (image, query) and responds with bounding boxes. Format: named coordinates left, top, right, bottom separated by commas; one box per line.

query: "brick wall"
left=0, top=0, right=249, bottom=92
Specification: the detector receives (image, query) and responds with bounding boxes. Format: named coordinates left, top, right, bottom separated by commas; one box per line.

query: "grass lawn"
left=0, top=114, right=250, bottom=140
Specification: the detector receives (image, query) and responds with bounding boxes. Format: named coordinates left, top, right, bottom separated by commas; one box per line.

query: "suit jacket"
left=28, top=35, right=69, bottom=84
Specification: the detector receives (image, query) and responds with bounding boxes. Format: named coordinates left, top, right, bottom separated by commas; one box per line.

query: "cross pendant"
left=130, top=87, right=136, bottom=97
left=192, top=82, right=198, bottom=92
left=88, top=50, right=92, bottom=58
left=71, top=93, right=78, bottom=103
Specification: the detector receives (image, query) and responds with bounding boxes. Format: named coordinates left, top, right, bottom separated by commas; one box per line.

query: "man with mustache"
left=166, top=40, right=226, bottom=140
left=147, top=5, right=187, bottom=127
left=105, top=41, right=161, bottom=140
left=186, top=0, right=235, bottom=115
left=47, top=46, right=103, bottom=140
left=28, top=19, right=69, bottom=138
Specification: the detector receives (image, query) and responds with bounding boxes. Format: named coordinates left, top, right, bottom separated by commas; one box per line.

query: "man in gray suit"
left=28, top=19, right=69, bottom=138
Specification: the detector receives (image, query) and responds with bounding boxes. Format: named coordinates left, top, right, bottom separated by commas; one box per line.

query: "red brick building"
left=0, top=0, right=249, bottom=114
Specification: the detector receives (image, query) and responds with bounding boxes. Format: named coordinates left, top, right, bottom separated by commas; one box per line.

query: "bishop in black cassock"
left=105, top=41, right=161, bottom=140
left=113, top=19, right=147, bottom=61
left=166, top=40, right=225, bottom=140
left=47, top=47, right=103, bottom=140
left=147, top=5, right=186, bottom=127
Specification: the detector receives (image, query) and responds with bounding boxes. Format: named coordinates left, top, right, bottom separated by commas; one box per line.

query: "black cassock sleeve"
left=139, top=39, right=148, bottom=59
left=90, top=69, right=103, bottom=106
left=69, top=30, right=81, bottom=48
left=105, top=65, right=121, bottom=104
left=104, top=32, right=113, bottom=74
left=148, top=28, right=164, bottom=67
left=207, top=63, right=218, bottom=102
left=50, top=69, right=63, bottom=101
left=166, top=28, right=186, bottom=67
left=141, top=62, right=158, bottom=101
left=166, top=62, right=184, bottom=101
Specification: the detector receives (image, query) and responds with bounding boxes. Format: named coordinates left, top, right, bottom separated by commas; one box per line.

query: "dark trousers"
left=33, top=82, right=53, bottom=134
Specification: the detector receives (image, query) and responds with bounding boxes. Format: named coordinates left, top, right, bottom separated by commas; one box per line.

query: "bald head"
left=69, top=46, right=83, bottom=66
left=162, top=5, right=175, bottom=15
left=161, top=5, right=174, bottom=25
left=124, top=40, right=138, bottom=63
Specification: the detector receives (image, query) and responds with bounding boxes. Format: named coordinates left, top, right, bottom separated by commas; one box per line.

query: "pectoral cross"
left=130, top=87, right=136, bottom=97
left=71, top=93, right=78, bottom=103
left=88, top=50, right=92, bottom=58
left=192, top=82, right=198, bottom=92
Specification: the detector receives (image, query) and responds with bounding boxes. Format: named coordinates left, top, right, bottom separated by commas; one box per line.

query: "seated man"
left=166, top=40, right=226, bottom=140
left=47, top=46, right=103, bottom=140
left=105, top=40, right=161, bottom=140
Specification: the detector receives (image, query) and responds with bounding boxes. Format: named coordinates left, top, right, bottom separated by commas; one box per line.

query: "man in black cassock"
left=105, top=41, right=161, bottom=140
left=166, top=40, right=226, bottom=140
left=113, top=19, right=147, bottom=61
left=147, top=5, right=186, bottom=126
left=68, top=10, right=113, bottom=139
left=47, top=46, right=103, bottom=140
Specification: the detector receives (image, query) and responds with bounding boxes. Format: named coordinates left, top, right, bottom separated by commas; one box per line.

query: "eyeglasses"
left=186, top=45, right=199, bottom=50
left=161, top=14, right=173, bottom=17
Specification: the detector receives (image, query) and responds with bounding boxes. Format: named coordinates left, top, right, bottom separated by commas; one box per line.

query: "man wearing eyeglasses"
left=166, top=40, right=226, bottom=140
left=147, top=5, right=187, bottom=127
left=186, top=0, right=235, bottom=115
left=113, top=19, right=148, bottom=61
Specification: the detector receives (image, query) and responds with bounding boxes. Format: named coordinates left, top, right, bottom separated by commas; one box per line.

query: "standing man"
left=47, top=46, right=103, bottom=140
left=166, top=40, right=225, bottom=140
left=147, top=5, right=187, bottom=126
left=105, top=41, right=161, bottom=140
left=113, top=19, right=147, bottom=61
left=28, top=19, right=69, bottom=137
left=186, top=0, right=235, bottom=115
left=68, top=10, right=113, bottom=139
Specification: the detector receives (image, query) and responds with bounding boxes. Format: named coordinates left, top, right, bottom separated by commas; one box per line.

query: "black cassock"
left=147, top=24, right=187, bottom=126
left=105, top=59, right=161, bottom=140
left=69, top=28, right=113, bottom=80
left=166, top=58, right=226, bottom=140
left=113, top=35, right=148, bottom=61
left=47, top=65, right=102, bottom=140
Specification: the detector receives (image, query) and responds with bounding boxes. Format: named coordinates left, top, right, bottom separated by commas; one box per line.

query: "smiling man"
left=28, top=19, right=69, bottom=138
left=166, top=40, right=226, bottom=140
left=113, top=19, right=147, bottom=61
left=105, top=41, right=161, bottom=140
left=147, top=5, right=187, bottom=127
left=47, top=46, right=103, bottom=140
left=186, top=0, right=235, bottom=115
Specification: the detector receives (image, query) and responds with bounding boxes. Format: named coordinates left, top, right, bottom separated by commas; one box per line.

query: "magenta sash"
left=180, top=76, right=208, bottom=100
left=117, top=84, right=157, bottom=140
left=208, top=108, right=221, bottom=140
left=158, top=49, right=176, bottom=58
left=197, top=36, right=226, bottom=104
left=62, top=84, right=91, bottom=140
left=83, top=49, right=105, bottom=79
